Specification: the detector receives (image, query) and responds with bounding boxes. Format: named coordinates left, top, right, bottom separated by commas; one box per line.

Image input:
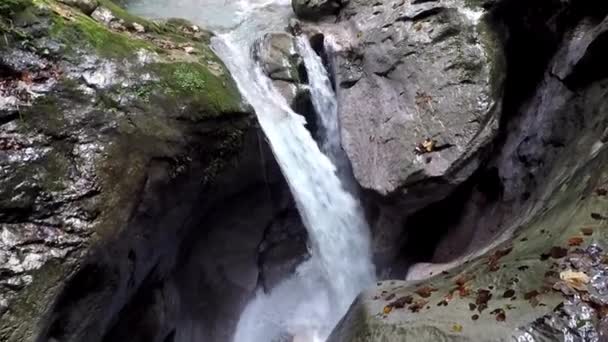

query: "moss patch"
left=147, top=62, right=243, bottom=119
left=48, top=7, right=154, bottom=58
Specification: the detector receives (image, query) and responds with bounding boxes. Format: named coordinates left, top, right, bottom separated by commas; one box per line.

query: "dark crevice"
left=163, top=330, right=176, bottom=342
left=399, top=166, right=503, bottom=263
left=564, top=30, right=608, bottom=89
left=44, top=261, right=119, bottom=341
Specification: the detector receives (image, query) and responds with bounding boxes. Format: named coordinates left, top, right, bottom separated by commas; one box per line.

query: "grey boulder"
left=334, top=0, right=505, bottom=210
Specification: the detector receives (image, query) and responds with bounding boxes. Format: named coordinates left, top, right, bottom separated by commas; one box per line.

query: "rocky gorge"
left=1, top=0, right=607, bottom=341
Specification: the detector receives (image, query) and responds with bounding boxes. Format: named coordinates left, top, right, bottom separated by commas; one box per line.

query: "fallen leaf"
left=454, top=274, right=474, bottom=287
left=596, top=188, right=608, bottom=196
left=469, top=303, right=477, bottom=311
left=471, top=314, right=479, bottom=321
left=517, top=265, right=530, bottom=271
left=487, top=247, right=513, bottom=272
left=389, top=295, right=413, bottom=309
left=591, top=213, right=607, bottom=220
left=524, top=290, right=540, bottom=300
left=529, top=297, right=540, bottom=308
left=568, top=237, right=584, bottom=247
left=550, top=246, right=568, bottom=259
left=496, top=312, right=506, bottom=322
left=383, top=306, right=393, bottom=314
left=458, top=286, right=471, bottom=297
left=503, top=289, right=515, bottom=298
left=560, top=270, right=590, bottom=291
left=409, top=300, right=428, bottom=313
left=581, top=227, right=594, bottom=236
left=415, top=286, right=437, bottom=298
left=452, top=324, right=463, bottom=333
left=385, top=293, right=396, bottom=301
left=476, top=289, right=492, bottom=312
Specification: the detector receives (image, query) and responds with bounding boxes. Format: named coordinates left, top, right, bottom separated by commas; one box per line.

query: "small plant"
left=172, top=65, right=206, bottom=92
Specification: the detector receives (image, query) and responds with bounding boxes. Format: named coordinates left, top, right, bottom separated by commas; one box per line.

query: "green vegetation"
left=148, top=61, right=243, bottom=119
left=49, top=9, right=154, bottom=58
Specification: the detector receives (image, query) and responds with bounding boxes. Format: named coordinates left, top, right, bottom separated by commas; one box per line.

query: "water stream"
left=132, top=1, right=375, bottom=340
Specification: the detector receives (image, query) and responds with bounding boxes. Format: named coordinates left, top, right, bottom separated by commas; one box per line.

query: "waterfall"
left=208, top=2, right=375, bottom=341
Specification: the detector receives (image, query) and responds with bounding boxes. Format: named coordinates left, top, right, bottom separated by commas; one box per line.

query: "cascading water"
left=134, top=0, right=375, bottom=340
left=211, top=1, right=375, bottom=341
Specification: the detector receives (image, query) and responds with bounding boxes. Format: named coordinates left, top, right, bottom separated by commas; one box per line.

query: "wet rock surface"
left=326, top=0, right=608, bottom=340
left=0, top=1, right=307, bottom=342
left=333, top=0, right=504, bottom=207
left=252, top=32, right=319, bottom=138
left=292, top=0, right=345, bottom=20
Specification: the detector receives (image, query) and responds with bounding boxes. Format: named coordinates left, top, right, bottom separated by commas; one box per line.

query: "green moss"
left=147, top=62, right=243, bottom=119
left=19, top=95, right=67, bottom=136
left=49, top=10, right=153, bottom=58
left=39, top=149, right=71, bottom=192
left=97, top=0, right=161, bottom=32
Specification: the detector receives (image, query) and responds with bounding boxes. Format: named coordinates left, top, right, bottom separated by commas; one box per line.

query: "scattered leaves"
left=596, top=187, right=608, bottom=196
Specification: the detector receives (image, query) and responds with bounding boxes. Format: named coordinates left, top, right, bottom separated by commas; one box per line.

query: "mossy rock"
left=0, top=1, right=252, bottom=341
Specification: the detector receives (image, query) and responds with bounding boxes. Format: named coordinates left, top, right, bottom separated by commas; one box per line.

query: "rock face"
left=334, top=0, right=504, bottom=208
left=328, top=1, right=608, bottom=341
left=0, top=1, right=307, bottom=342
left=253, top=32, right=318, bottom=135
left=292, top=0, right=344, bottom=20
left=253, top=32, right=306, bottom=106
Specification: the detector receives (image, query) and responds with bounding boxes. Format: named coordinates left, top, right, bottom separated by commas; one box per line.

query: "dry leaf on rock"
left=560, top=270, right=590, bottom=291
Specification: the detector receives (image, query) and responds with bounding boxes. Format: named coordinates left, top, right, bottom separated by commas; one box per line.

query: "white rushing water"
left=133, top=0, right=375, bottom=340
left=212, top=1, right=375, bottom=341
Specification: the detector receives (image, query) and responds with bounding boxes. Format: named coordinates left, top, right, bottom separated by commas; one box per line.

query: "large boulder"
left=334, top=0, right=505, bottom=211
